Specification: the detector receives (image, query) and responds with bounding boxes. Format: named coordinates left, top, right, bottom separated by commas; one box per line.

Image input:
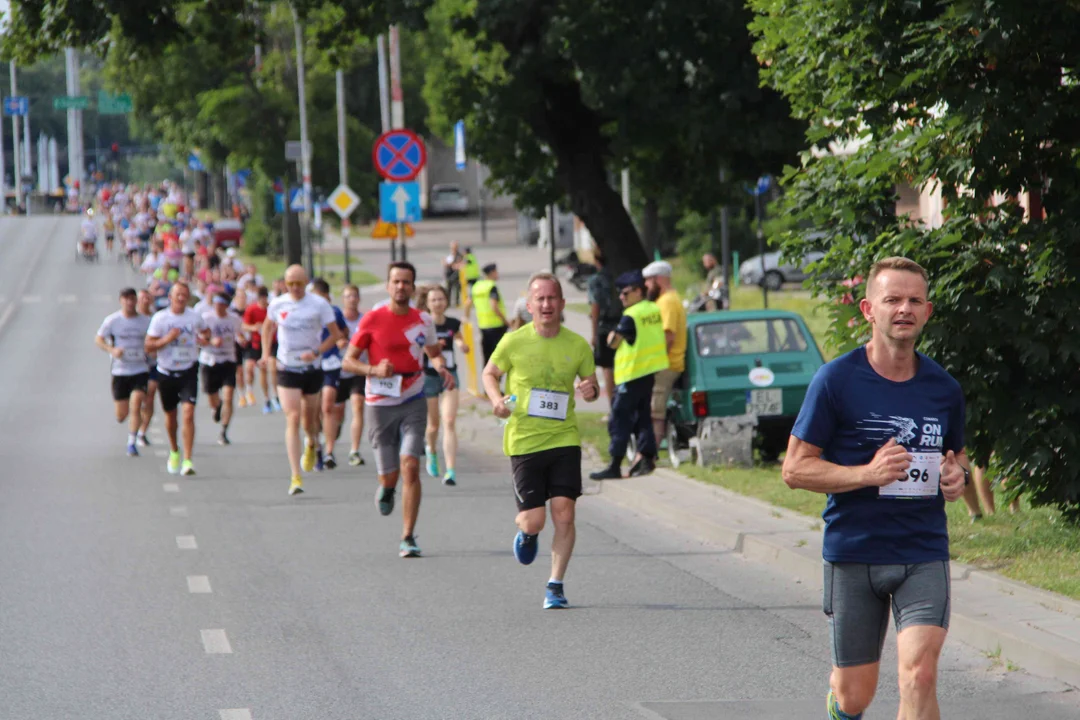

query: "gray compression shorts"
left=823, top=560, right=951, bottom=668
left=364, top=398, right=427, bottom=475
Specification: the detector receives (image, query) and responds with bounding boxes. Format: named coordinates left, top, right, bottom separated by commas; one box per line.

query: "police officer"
left=470, top=263, right=509, bottom=364
left=589, top=270, right=669, bottom=480
left=462, top=247, right=481, bottom=289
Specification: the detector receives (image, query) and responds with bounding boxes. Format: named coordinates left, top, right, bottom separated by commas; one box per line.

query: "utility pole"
left=0, top=85, right=5, bottom=214
left=376, top=35, right=391, bottom=135
left=719, top=168, right=731, bottom=295
left=292, top=6, right=314, bottom=278
left=10, top=61, right=22, bottom=212
left=336, top=68, right=351, bottom=284
left=388, top=25, right=407, bottom=261
left=22, top=95, right=31, bottom=214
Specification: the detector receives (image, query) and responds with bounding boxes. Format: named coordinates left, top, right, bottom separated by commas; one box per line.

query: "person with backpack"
left=587, top=250, right=621, bottom=413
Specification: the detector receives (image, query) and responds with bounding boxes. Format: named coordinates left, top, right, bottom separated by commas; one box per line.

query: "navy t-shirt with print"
left=791, top=346, right=965, bottom=564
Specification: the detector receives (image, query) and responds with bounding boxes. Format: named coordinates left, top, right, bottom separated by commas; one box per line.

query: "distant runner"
left=95, top=288, right=152, bottom=456
left=145, top=282, right=210, bottom=476
left=200, top=294, right=244, bottom=446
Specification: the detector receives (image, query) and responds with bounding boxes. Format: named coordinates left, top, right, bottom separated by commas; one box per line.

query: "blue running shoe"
left=425, top=451, right=439, bottom=478
left=543, top=582, right=569, bottom=609
left=399, top=535, right=421, bottom=558
left=263, top=401, right=273, bottom=415
left=127, top=442, right=139, bottom=457
left=442, top=469, right=456, bottom=486
left=827, top=691, right=862, bottom=720
left=375, top=486, right=396, bottom=516
left=316, top=446, right=324, bottom=472
left=271, top=398, right=282, bottom=412
left=513, top=530, right=538, bottom=565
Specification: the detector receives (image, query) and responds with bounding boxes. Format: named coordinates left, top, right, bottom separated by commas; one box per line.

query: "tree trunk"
left=526, top=74, right=649, bottom=275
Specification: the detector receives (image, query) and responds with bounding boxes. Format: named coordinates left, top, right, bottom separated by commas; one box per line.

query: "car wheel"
left=763, top=270, right=784, bottom=291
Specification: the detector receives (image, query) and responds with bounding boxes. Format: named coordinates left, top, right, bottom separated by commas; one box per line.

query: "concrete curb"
left=593, top=467, right=1080, bottom=689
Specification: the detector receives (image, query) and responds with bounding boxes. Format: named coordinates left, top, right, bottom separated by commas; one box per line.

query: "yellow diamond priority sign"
left=328, top=184, right=361, bottom=219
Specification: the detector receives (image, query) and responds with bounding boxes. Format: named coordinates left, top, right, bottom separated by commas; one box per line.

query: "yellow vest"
left=614, top=300, right=669, bottom=384
left=472, top=279, right=507, bottom=330
left=464, top=254, right=480, bottom=281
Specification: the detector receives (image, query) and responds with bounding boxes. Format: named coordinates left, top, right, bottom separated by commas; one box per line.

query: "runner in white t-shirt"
left=146, top=282, right=210, bottom=476
left=201, top=296, right=244, bottom=446
left=95, top=288, right=152, bottom=457
left=261, top=265, right=343, bottom=496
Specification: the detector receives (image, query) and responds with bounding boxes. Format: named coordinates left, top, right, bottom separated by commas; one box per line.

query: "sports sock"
left=548, top=577, right=562, bottom=585
left=128, top=432, right=137, bottom=444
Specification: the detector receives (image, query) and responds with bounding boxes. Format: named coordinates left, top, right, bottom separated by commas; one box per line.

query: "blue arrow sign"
left=2, top=96, right=29, bottom=116
left=289, top=188, right=306, bottom=212
left=454, top=120, right=466, bottom=171
left=745, top=174, right=772, bottom=197
left=379, top=182, right=422, bottom=223
left=188, top=152, right=206, bottom=172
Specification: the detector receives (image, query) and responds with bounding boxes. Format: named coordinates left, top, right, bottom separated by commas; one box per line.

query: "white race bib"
left=200, top=353, right=217, bottom=367
left=284, top=349, right=314, bottom=368
left=879, top=450, right=941, bottom=498
left=527, top=389, right=569, bottom=421
left=322, top=355, right=342, bottom=371
left=173, top=345, right=198, bottom=363
left=441, top=350, right=455, bottom=369
left=122, top=347, right=146, bottom=362
left=369, top=375, right=403, bottom=397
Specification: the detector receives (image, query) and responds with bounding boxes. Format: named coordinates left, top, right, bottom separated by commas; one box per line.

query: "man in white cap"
left=642, top=260, right=687, bottom=453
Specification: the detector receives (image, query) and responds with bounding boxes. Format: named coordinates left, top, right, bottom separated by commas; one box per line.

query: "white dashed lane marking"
left=201, top=629, right=233, bottom=654
left=169, top=506, right=188, bottom=517
left=176, top=536, right=197, bottom=550
left=187, top=576, right=212, bottom=594
left=57, top=294, right=77, bottom=303
left=21, top=295, right=40, bottom=303
left=163, top=483, right=180, bottom=493
left=219, top=710, right=252, bottom=720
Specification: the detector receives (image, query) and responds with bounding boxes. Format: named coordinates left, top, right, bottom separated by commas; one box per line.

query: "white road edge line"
left=187, top=575, right=212, bottom=593
left=176, top=535, right=197, bottom=550
left=219, top=710, right=252, bottom=720
left=163, top=483, right=180, bottom=493
left=201, top=629, right=233, bottom=654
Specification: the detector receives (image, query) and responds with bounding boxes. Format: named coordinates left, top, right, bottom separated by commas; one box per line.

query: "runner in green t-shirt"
left=483, top=272, right=600, bottom=609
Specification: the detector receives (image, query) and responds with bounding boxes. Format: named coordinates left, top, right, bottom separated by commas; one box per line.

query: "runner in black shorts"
left=137, top=289, right=158, bottom=447
left=200, top=294, right=244, bottom=446
left=782, top=257, right=969, bottom=720
left=338, top=284, right=366, bottom=466
left=482, top=272, right=600, bottom=609
left=95, top=288, right=152, bottom=457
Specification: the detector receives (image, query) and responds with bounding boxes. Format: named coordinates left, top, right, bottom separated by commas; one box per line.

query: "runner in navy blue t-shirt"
left=782, top=257, right=970, bottom=720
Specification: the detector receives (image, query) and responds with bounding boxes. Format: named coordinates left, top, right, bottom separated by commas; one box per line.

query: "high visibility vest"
left=614, top=300, right=669, bottom=385
left=472, top=279, right=507, bottom=330
left=464, top=254, right=480, bottom=281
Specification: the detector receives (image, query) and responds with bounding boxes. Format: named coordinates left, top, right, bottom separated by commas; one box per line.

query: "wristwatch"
left=963, top=467, right=971, bottom=486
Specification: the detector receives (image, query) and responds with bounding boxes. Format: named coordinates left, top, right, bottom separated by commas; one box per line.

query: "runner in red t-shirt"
left=242, top=286, right=276, bottom=413
left=344, top=262, right=454, bottom=558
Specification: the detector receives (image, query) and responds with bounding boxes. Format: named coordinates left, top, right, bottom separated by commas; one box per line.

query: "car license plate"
left=745, top=389, right=782, bottom=416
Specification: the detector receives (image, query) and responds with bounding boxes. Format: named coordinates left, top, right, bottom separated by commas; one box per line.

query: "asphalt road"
left=0, top=216, right=1077, bottom=719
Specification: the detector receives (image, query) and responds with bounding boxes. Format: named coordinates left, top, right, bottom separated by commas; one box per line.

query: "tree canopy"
left=4, top=0, right=803, bottom=274
left=751, top=0, right=1080, bottom=516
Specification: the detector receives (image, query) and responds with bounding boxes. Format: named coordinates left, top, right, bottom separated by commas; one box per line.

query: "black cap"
left=615, top=270, right=645, bottom=289
left=482, top=263, right=497, bottom=274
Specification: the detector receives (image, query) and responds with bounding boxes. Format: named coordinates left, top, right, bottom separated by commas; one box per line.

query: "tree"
left=751, top=0, right=1080, bottom=517
left=3, top=0, right=803, bottom=274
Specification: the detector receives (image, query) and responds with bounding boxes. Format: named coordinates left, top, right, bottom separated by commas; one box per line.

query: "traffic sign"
left=371, top=220, right=415, bottom=239
left=454, top=120, right=466, bottom=171
left=285, top=140, right=312, bottom=162
left=328, top=184, right=360, bottom=219
left=289, top=188, right=306, bottom=212
left=379, top=181, right=422, bottom=223
left=372, top=129, right=426, bottom=182
left=53, top=95, right=90, bottom=111
left=2, top=96, right=28, bottom=116
left=746, top=175, right=772, bottom=197
left=98, top=91, right=132, bottom=115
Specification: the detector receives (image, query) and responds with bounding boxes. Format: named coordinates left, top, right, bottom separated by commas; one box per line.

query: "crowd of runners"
left=87, top=182, right=978, bottom=717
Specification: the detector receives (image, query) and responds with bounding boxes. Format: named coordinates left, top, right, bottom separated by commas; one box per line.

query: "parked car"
left=739, top=250, right=825, bottom=290
left=429, top=184, right=469, bottom=216
left=211, top=218, right=244, bottom=250
left=662, top=309, right=825, bottom=466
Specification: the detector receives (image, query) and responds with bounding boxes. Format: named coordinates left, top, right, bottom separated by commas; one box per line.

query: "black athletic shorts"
left=510, top=445, right=583, bottom=512
left=593, top=340, right=616, bottom=369
left=148, top=364, right=159, bottom=383
left=323, top=368, right=341, bottom=389
left=278, top=368, right=323, bottom=395
left=242, top=346, right=262, bottom=362
left=201, top=361, right=238, bottom=395
left=335, top=375, right=366, bottom=404
left=158, top=365, right=199, bottom=412
left=111, top=372, right=149, bottom=401
left=481, top=327, right=507, bottom=363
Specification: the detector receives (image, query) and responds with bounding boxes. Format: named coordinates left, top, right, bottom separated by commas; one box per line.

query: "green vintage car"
left=664, top=309, right=825, bottom=466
